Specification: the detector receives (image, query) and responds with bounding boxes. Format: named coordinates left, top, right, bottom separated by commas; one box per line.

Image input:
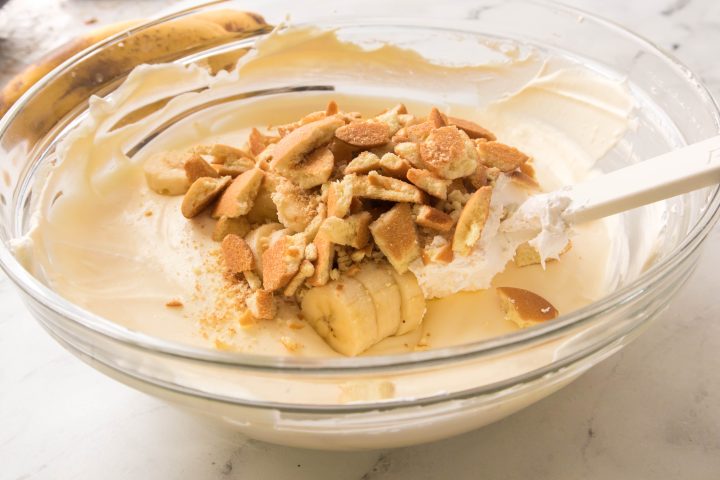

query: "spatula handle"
left=563, top=135, right=720, bottom=224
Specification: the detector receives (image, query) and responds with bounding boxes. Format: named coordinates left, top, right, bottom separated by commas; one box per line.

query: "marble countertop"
left=1, top=1, right=720, bottom=478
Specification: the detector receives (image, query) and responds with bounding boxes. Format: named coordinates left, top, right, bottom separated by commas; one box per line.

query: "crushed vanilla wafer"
left=496, top=287, right=559, bottom=329
left=514, top=240, right=572, bottom=267
left=144, top=102, right=545, bottom=332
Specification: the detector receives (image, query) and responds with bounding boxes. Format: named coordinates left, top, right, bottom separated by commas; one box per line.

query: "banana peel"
left=1, top=10, right=271, bottom=142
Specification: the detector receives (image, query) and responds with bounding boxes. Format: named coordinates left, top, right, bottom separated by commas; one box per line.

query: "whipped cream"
left=506, top=191, right=573, bottom=261
left=410, top=176, right=525, bottom=298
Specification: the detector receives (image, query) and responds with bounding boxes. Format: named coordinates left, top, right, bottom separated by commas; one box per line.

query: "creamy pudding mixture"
left=18, top=27, right=635, bottom=357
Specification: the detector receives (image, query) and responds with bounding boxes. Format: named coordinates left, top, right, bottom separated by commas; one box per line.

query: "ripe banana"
left=390, top=270, right=426, bottom=335
left=0, top=20, right=139, bottom=118
left=143, top=150, right=191, bottom=195
left=352, top=262, right=402, bottom=339
left=301, top=276, right=379, bottom=356
left=1, top=10, right=270, bottom=142
left=244, top=222, right=283, bottom=275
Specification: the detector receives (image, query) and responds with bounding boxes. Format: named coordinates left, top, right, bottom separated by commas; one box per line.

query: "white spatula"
left=560, top=135, right=720, bottom=224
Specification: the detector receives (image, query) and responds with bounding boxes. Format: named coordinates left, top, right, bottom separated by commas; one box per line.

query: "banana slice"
left=389, top=270, right=426, bottom=335
left=352, top=262, right=402, bottom=340
left=301, top=276, right=379, bottom=356
left=244, top=223, right=283, bottom=275
left=143, top=151, right=191, bottom=195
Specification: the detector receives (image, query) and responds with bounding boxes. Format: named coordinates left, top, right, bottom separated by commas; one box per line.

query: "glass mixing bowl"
left=0, top=0, right=718, bottom=450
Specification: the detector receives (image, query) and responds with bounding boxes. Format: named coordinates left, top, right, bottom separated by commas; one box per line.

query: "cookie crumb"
left=280, top=336, right=302, bottom=352
left=286, top=319, right=305, bottom=330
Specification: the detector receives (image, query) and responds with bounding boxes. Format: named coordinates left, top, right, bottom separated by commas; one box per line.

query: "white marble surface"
left=1, top=0, right=720, bottom=478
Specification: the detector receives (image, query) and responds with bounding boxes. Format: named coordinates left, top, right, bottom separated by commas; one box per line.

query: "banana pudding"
left=17, top=26, right=633, bottom=358
left=140, top=100, right=569, bottom=356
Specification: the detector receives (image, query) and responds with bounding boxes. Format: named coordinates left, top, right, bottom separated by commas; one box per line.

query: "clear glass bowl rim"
left=0, top=0, right=719, bottom=373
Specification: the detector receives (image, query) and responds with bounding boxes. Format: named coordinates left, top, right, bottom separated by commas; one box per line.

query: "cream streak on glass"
left=16, top=26, right=638, bottom=356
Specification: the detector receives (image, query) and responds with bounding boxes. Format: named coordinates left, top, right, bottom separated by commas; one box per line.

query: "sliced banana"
left=301, top=276, right=379, bottom=356
left=352, top=262, right=402, bottom=340
left=244, top=222, right=283, bottom=275
left=143, top=151, right=191, bottom=195
left=390, top=270, right=426, bottom=335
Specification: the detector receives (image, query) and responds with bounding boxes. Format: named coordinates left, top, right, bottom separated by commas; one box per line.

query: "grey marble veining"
left=1, top=1, right=720, bottom=479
